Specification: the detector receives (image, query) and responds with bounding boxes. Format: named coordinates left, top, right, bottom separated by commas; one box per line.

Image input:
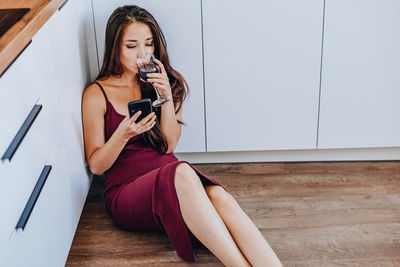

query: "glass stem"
left=154, top=85, right=161, bottom=99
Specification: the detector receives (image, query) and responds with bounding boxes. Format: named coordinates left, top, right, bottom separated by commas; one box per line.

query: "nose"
left=137, top=45, right=146, bottom=59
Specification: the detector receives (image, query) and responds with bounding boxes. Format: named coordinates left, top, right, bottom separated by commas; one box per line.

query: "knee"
left=205, top=186, right=237, bottom=208
left=174, top=162, right=200, bottom=189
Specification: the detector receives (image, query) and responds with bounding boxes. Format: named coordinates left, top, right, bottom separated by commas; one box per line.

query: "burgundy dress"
left=93, top=82, right=223, bottom=262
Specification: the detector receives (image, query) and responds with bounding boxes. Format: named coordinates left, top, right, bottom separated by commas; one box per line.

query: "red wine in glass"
left=137, top=55, right=170, bottom=107
left=138, top=58, right=160, bottom=80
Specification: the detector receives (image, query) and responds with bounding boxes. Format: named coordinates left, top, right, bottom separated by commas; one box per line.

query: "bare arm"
left=82, top=83, right=156, bottom=175
left=147, top=58, right=184, bottom=153
left=159, top=100, right=183, bottom=153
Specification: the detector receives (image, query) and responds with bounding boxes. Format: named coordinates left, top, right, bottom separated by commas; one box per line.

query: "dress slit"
left=152, top=160, right=224, bottom=261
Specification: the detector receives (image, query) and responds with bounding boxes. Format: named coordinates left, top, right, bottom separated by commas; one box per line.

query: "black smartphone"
left=128, top=98, right=152, bottom=123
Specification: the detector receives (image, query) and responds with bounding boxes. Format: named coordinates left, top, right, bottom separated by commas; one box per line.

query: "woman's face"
left=120, top=22, right=155, bottom=74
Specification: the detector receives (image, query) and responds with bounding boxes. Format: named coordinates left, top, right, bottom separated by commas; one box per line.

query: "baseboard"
left=176, top=147, right=400, bottom=164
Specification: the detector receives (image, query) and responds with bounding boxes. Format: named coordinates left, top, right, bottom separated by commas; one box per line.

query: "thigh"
left=111, top=169, right=161, bottom=231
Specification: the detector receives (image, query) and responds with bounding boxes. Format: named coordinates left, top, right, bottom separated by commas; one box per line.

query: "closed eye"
left=126, top=43, right=153, bottom=49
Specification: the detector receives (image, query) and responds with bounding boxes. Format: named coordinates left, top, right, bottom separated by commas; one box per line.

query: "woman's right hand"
left=117, top=111, right=157, bottom=142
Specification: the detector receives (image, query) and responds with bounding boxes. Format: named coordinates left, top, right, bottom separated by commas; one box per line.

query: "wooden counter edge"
left=0, top=0, right=65, bottom=76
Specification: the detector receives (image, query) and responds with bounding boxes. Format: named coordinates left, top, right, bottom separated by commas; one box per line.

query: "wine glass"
left=136, top=54, right=170, bottom=107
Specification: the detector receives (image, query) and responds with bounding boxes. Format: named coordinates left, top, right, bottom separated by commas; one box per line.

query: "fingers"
left=146, top=74, right=166, bottom=84
left=130, top=110, right=142, bottom=122
left=146, top=66, right=168, bottom=85
left=140, top=112, right=155, bottom=124
left=144, top=114, right=157, bottom=131
left=147, top=58, right=167, bottom=80
left=146, top=58, right=169, bottom=95
left=146, top=74, right=170, bottom=96
left=153, top=58, right=166, bottom=74
left=136, top=113, right=157, bottom=133
left=146, top=75, right=165, bottom=84
left=124, top=111, right=157, bottom=140
left=134, top=112, right=156, bottom=127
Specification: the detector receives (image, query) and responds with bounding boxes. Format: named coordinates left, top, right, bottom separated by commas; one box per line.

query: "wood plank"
left=66, top=161, right=400, bottom=266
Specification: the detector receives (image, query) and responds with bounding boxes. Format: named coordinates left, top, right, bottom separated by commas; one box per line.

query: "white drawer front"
left=0, top=21, right=53, bottom=155
left=0, top=82, right=60, bottom=254
left=0, top=138, right=74, bottom=267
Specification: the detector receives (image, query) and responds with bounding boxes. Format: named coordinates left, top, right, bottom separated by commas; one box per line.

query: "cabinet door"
left=318, top=0, right=400, bottom=149
left=46, top=0, right=91, bottom=228
left=203, top=0, right=323, bottom=152
left=0, top=138, right=74, bottom=267
left=92, top=0, right=205, bottom=152
left=0, top=74, right=60, bottom=256
left=0, top=21, right=52, bottom=157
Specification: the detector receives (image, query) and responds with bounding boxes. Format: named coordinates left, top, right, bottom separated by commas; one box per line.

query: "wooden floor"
left=66, top=161, right=400, bottom=266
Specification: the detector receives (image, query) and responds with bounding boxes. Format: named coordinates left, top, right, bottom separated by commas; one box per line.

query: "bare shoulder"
left=82, top=82, right=106, bottom=115
left=83, top=82, right=103, bottom=100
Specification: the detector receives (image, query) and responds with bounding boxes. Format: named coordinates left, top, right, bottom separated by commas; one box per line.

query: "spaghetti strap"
left=93, top=81, right=109, bottom=103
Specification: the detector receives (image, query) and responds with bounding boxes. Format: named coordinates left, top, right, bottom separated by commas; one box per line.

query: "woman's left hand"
left=146, top=58, right=172, bottom=99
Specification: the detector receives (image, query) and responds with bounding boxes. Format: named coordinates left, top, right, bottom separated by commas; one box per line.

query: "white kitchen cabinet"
left=0, top=0, right=92, bottom=262
left=0, top=137, right=74, bottom=267
left=46, top=0, right=91, bottom=228
left=318, top=0, right=400, bottom=149
left=202, top=0, right=324, bottom=152
left=0, top=21, right=52, bottom=157
left=92, top=0, right=206, bottom=152
left=0, top=72, right=60, bottom=256
left=0, top=21, right=58, bottom=255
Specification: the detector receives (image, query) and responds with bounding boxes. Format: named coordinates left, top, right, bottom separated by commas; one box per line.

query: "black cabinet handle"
left=1, top=104, right=42, bottom=161
left=58, top=0, right=69, bottom=11
left=0, top=40, right=32, bottom=78
left=16, top=165, right=52, bottom=230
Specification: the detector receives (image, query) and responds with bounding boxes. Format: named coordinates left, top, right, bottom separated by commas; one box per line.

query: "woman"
left=82, top=5, right=282, bottom=266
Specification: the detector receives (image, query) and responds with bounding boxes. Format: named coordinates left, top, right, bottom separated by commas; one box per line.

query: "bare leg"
left=205, top=185, right=283, bottom=267
left=174, top=163, right=250, bottom=266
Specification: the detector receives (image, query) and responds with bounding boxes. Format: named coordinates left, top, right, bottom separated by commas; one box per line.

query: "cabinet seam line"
left=316, top=0, right=326, bottom=149
left=91, top=0, right=100, bottom=72
left=200, top=0, right=208, bottom=152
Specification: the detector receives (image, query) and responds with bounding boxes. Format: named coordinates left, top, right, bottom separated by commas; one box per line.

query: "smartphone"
left=128, top=98, right=152, bottom=123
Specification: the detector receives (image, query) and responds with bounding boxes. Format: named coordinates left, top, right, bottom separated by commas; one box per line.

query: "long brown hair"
left=96, top=5, right=189, bottom=154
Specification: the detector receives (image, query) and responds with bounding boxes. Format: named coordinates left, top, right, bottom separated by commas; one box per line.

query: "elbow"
left=89, top=166, right=104, bottom=176
left=86, top=150, right=106, bottom=175
left=88, top=161, right=104, bottom=176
